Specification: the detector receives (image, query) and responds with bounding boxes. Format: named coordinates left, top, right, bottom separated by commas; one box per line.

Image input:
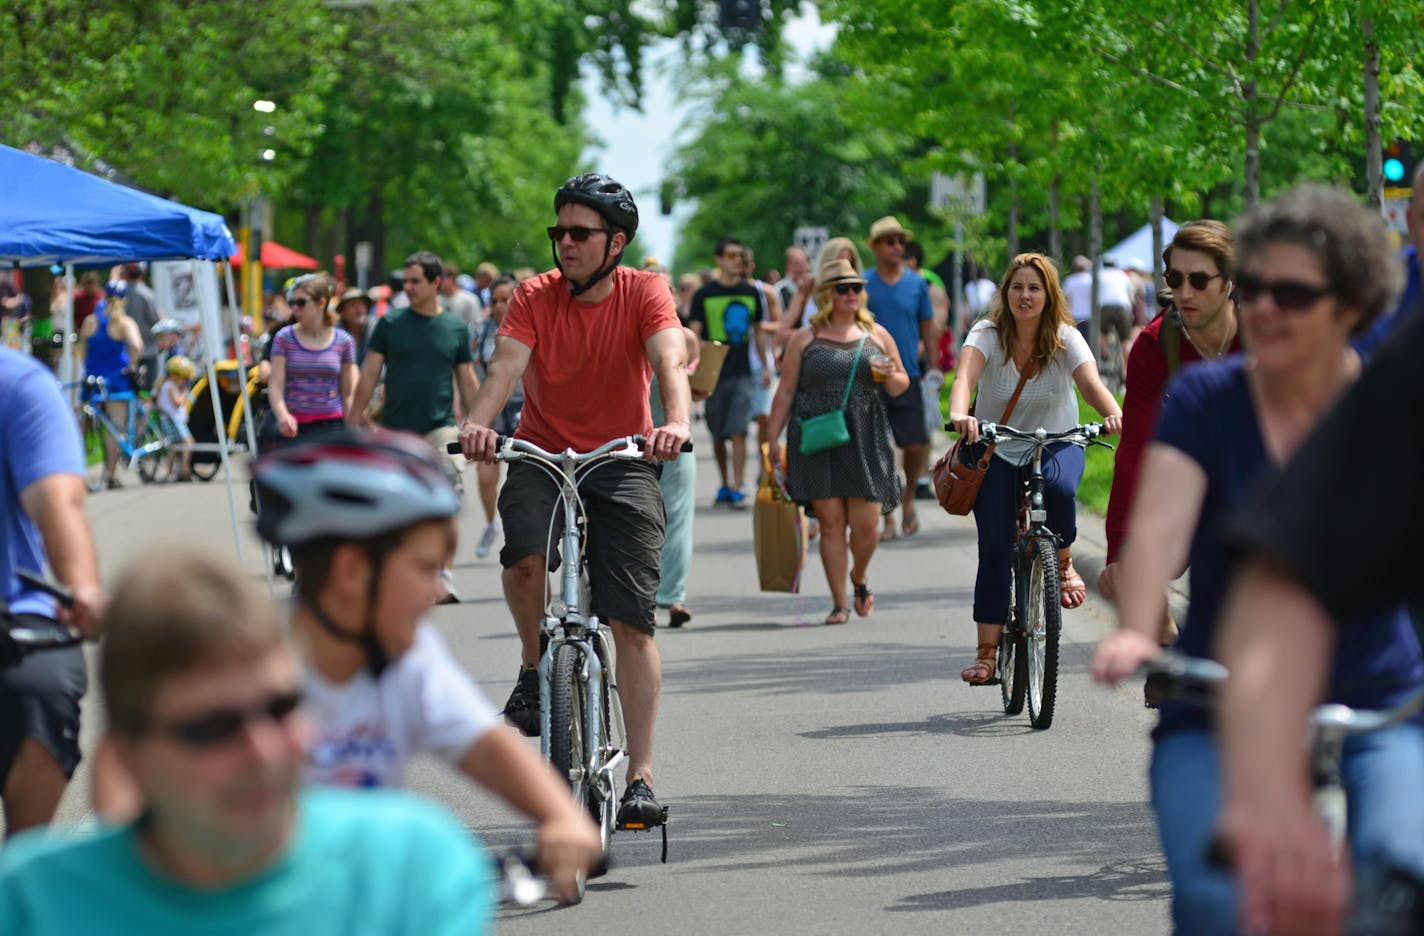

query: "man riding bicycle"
left=458, top=172, right=691, bottom=830
left=0, top=346, right=104, bottom=838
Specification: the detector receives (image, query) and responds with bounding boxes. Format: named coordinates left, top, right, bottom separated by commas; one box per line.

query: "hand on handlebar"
left=1216, top=797, right=1348, bottom=936
left=457, top=422, right=501, bottom=465
left=63, top=582, right=107, bottom=641
left=1102, top=414, right=1123, bottom=436
left=536, top=810, right=605, bottom=905
left=1091, top=627, right=1161, bottom=687
left=644, top=420, right=692, bottom=464
left=949, top=413, right=979, bottom=445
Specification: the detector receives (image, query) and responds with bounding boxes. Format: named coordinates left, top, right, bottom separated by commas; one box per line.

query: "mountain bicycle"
left=448, top=433, right=690, bottom=889
left=976, top=422, right=1114, bottom=729
left=1143, top=650, right=1424, bottom=934
left=72, top=375, right=171, bottom=490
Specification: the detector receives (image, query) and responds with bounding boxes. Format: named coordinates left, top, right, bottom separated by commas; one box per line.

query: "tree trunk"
left=1150, top=196, right=1165, bottom=292
left=1006, top=143, right=1020, bottom=259
left=1049, top=120, right=1062, bottom=263
left=1363, top=17, right=1383, bottom=209
left=1089, top=173, right=1102, bottom=353
left=1243, top=0, right=1261, bottom=209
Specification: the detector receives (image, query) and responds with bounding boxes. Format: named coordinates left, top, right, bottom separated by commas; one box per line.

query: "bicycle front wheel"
left=1025, top=536, right=1062, bottom=730
left=549, top=643, right=590, bottom=805
left=134, top=419, right=170, bottom=484
left=82, top=412, right=108, bottom=493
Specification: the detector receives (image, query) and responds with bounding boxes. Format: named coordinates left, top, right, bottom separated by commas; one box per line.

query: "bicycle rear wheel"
left=82, top=412, right=108, bottom=493
left=1025, top=536, right=1062, bottom=729
left=999, top=567, right=1027, bottom=715
left=134, top=419, right=170, bottom=484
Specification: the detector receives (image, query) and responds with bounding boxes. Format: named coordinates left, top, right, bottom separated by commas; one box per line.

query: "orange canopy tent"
left=229, top=240, right=320, bottom=270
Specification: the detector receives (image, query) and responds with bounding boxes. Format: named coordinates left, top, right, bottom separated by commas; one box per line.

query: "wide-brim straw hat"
left=866, top=215, right=912, bottom=247
left=816, top=258, right=868, bottom=288
left=338, top=287, right=371, bottom=307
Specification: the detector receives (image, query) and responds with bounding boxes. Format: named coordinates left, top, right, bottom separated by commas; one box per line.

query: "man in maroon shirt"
left=1098, top=221, right=1241, bottom=615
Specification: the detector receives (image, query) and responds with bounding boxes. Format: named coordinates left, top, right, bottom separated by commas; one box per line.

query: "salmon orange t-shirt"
left=498, top=266, right=681, bottom=452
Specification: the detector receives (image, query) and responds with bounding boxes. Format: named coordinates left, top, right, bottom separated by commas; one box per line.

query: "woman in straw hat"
left=766, top=259, right=908, bottom=625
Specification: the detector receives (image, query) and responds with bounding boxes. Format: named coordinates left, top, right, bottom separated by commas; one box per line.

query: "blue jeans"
left=969, top=442, right=1084, bottom=624
left=1151, top=726, right=1424, bottom=934
left=655, top=450, right=696, bottom=607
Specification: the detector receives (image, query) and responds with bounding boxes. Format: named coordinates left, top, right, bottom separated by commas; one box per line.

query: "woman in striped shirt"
left=268, top=274, right=357, bottom=441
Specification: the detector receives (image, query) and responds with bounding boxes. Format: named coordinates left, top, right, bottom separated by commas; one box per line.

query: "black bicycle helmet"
left=551, top=174, right=639, bottom=298
left=554, top=173, right=639, bottom=240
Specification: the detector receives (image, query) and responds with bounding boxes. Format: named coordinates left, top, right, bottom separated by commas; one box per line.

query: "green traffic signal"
left=1385, top=157, right=1406, bottom=183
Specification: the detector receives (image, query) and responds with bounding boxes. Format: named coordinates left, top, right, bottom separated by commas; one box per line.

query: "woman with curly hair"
left=949, top=253, right=1123, bottom=684
left=1093, top=185, right=1424, bottom=931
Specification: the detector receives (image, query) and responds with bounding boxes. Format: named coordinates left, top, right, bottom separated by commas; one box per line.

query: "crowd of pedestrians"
left=4, top=161, right=1424, bottom=936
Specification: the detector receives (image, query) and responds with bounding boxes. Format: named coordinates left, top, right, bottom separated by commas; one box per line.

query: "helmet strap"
left=296, top=547, right=392, bottom=679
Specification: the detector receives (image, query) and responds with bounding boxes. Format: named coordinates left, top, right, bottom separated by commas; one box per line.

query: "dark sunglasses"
left=152, top=690, right=303, bottom=750
left=547, top=225, right=610, bottom=243
left=1234, top=274, right=1332, bottom=312
left=877, top=236, right=906, bottom=247
left=1163, top=270, right=1225, bottom=291
left=289, top=297, right=311, bottom=309
left=834, top=283, right=864, bottom=295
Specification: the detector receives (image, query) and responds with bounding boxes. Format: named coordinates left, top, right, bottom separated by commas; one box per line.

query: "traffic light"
left=720, top=0, right=761, bottom=34
left=1384, top=139, right=1414, bottom=185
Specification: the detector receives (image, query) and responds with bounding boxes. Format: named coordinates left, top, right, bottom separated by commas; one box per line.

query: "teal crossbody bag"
left=798, top=333, right=866, bottom=455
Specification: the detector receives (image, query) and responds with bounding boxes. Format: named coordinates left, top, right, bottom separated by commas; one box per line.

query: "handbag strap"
left=837, top=333, right=868, bottom=410
left=968, top=357, right=1038, bottom=469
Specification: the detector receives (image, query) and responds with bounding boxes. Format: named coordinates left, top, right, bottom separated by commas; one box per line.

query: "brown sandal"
left=960, top=643, right=998, bottom=684
left=1060, top=558, right=1087, bottom=610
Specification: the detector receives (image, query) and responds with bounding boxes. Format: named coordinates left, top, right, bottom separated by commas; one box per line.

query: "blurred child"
left=154, top=355, right=195, bottom=481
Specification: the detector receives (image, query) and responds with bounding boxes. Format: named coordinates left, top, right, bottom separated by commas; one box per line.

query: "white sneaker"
left=437, top=568, right=460, bottom=605
left=475, top=521, right=501, bottom=559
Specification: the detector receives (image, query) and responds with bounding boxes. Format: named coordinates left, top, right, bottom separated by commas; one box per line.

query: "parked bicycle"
left=72, top=375, right=171, bottom=491
left=975, top=421, right=1113, bottom=729
left=1143, top=650, right=1424, bottom=935
left=448, top=433, right=691, bottom=885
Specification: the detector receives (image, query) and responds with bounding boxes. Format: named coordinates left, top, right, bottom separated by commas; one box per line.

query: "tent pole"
left=222, top=260, right=274, bottom=596
left=61, top=264, right=76, bottom=394
left=194, top=259, right=245, bottom=573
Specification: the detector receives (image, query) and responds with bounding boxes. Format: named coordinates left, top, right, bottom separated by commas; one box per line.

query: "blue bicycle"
left=73, top=375, right=171, bottom=491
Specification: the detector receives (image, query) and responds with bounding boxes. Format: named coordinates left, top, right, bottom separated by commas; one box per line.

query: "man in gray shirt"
left=120, top=263, right=159, bottom=388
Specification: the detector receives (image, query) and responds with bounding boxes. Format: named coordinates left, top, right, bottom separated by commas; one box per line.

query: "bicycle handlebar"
left=1, top=570, right=83, bottom=669
left=1141, top=649, right=1424, bottom=737
left=976, top=422, right=1106, bottom=446
left=492, top=846, right=610, bottom=906
left=447, top=434, right=693, bottom=461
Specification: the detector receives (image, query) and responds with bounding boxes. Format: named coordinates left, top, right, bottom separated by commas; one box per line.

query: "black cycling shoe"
left=616, top=778, right=668, bottom=830
left=502, top=667, right=540, bottom=738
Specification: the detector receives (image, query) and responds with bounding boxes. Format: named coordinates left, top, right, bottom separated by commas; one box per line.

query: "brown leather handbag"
left=932, top=360, right=1036, bottom=515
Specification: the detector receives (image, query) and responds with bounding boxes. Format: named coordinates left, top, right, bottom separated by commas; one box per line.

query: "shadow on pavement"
left=890, top=854, right=1170, bottom=911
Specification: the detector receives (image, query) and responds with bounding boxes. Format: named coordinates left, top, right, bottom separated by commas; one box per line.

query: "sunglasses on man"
left=547, top=225, right=611, bottom=243
left=149, top=690, right=303, bottom=750
left=1163, top=269, right=1225, bottom=292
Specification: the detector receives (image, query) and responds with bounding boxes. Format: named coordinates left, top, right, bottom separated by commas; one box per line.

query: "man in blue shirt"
left=0, top=552, right=494, bottom=934
left=0, top=347, right=104, bottom=837
left=864, top=217, right=940, bottom=538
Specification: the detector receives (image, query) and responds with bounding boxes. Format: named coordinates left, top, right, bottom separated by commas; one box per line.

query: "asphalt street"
left=57, top=439, right=1171, bottom=934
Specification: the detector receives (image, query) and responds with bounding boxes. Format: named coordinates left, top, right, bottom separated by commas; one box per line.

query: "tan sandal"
left=960, top=643, right=998, bottom=684
left=1060, top=558, right=1086, bottom=610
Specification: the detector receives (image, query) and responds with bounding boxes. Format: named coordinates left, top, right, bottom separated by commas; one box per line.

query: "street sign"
left=930, top=171, right=986, bottom=217
left=1383, top=196, right=1410, bottom=236
left=793, top=226, right=829, bottom=263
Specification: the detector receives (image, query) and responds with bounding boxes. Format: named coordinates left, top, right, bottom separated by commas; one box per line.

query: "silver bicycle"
left=450, top=433, right=686, bottom=882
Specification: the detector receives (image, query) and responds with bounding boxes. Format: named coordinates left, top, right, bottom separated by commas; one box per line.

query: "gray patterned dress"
left=786, top=334, right=902, bottom=514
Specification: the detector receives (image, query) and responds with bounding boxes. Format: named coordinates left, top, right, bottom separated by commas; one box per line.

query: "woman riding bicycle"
left=77, top=280, right=144, bottom=489
left=1092, top=185, right=1424, bottom=932
left=949, top=253, right=1122, bottom=685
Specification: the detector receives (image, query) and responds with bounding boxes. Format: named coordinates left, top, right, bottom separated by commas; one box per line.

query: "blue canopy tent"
left=1105, top=219, right=1179, bottom=270
left=0, top=143, right=256, bottom=570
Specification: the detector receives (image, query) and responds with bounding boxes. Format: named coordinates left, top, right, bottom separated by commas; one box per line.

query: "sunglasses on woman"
left=834, top=283, right=863, bottom=295
left=151, top=689, right=303, bottom=750
left=1234, top=274, right=1333, bottom=312
left=546, top=225, right=610, bottom=243
left=1163, top=270, right=1225, bottom=291
left=289, top=297, right=311, bottom=309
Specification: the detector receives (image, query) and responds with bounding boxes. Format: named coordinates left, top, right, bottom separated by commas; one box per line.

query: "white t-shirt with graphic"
left=305, top=623, right=501, bottom=789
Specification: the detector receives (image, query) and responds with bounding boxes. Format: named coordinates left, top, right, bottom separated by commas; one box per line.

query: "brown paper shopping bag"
left=753, top=445, right=808, bottom=593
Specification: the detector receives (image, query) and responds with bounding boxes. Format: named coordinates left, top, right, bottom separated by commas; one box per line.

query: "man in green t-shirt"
left=0, top=553, right=494, bottom=935
left=350, top=251, right=479, bottom=602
